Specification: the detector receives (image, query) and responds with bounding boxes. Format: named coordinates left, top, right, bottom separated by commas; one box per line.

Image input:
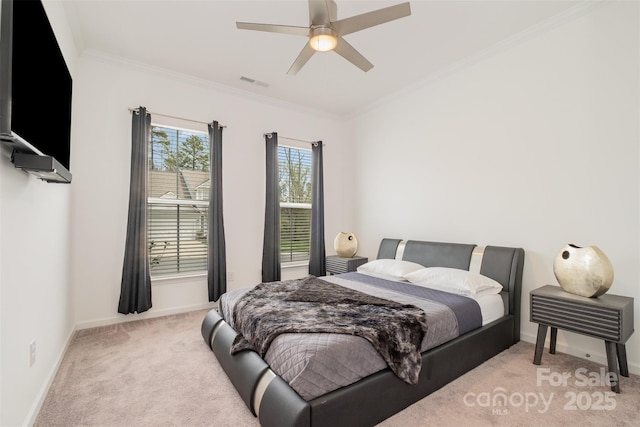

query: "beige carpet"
left=35, top=309, right=640, bottom=426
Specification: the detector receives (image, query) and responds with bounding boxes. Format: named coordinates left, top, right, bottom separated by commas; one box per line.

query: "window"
left=148, top=125, right=210, bottom=276
left=278, top=145, right=312, bottom=264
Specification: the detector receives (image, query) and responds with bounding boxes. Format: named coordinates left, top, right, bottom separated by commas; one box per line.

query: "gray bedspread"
left=219, top=273, right=481, bottom=401
left=230, top=276, right=428, bottom=384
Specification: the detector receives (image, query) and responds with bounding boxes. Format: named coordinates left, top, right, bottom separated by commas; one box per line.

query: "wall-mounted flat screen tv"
left=0, top=0, right=73, bottom=183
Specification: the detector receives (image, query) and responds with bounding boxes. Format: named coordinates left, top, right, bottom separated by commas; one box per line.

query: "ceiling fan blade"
left=308, top=0, right=335, bottom=25
left=333, top=2, right=411, bottom=36
left=236, top=22, right=309, bottom=37
left=333, top=37, right=373, bottom=72
left=287, top=43, right=316, bottom=75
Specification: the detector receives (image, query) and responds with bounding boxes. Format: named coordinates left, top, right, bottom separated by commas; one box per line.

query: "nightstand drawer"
left=531, top=294, right=622, bottom=341
left=530, top=285, right=634, bottom=344
left=326, top=255, right=368, bottom=274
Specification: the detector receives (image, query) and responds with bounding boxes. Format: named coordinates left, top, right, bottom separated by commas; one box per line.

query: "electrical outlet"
left=227, top=272, right=235, bottom=282
left=29, top=340, right=36, bottom=367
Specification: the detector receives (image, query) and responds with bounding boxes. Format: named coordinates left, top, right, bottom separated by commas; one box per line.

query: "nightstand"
left=530, top=285, right=634, bottom=392
left=326, top=255, right=368, bottom=275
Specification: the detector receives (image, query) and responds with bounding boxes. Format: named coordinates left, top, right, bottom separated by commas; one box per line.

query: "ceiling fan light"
left=309, top=27, right=337, bottom=52
left=309, top=34, right=337, bottom=51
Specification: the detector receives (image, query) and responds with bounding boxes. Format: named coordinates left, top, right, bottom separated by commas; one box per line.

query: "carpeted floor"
left=34, top=309, right=640, bottom=426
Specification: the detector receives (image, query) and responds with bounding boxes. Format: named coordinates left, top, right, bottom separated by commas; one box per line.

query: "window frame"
left=278, top=143, right=313, bottom=267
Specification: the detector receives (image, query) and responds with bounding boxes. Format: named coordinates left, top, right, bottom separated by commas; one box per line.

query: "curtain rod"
left=128, top=107, right=226, bottom=128
left=264, top=133, right=322, bottom=146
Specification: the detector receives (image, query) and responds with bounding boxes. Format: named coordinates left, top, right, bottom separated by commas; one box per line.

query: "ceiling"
left=63, top=0, right=586, bottom=117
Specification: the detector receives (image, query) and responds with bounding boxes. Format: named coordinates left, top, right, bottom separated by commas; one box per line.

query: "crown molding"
left=80, top=49, right=344, bottom=122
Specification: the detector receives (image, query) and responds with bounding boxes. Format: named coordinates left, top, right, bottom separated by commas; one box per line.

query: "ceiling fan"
left=236, top=0, right=411, bottom=75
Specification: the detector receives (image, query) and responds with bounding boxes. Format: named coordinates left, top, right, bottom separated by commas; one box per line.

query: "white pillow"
left=356, top=259, right=425, bottom=282
left=403, top=267, right=503, bottom=297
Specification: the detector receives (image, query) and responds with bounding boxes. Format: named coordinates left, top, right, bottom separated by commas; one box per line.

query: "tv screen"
left=0, top=0, right=72, bottom=173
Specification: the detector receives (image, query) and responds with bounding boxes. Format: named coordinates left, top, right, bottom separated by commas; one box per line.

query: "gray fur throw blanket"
left=230, top=275, right=428, bottom=384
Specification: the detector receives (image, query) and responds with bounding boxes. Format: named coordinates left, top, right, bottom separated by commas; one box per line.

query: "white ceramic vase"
left=334, top=232, right=358, bottom=258
left=552, top=244, right=614, bottom=298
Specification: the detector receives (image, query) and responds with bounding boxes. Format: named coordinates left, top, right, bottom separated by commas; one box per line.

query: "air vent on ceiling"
left=240, top=76, right=270, bottom=88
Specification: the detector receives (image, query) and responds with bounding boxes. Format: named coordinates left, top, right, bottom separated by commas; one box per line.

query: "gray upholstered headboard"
left=377, top=238, right=525, bottom=340
left=402, top=240, right=476, bottom=270
left=376, top=238, right=402, bottom=260
left=377, top=238, right=523, bottom=289
left=378, top=238, right=476, bottom=269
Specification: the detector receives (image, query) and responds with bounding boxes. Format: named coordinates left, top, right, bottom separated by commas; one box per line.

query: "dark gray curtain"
left=261, top=132, right=281, bottom=282
left=207, top=121, right=226, bottom=301
left=118, top=107, right=152, bottom=314
left=309, top=141, right=326, bottom=276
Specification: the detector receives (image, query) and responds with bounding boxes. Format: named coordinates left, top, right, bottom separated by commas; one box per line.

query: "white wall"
left=0, top=1, right=77, bottom=425
left=350, top=1, right=640, bottom=373
left=70, top=56, right=354, bottom=328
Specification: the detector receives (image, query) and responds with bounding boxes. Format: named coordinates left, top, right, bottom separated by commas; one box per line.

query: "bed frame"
left=201, top=239, right=525, bottom=427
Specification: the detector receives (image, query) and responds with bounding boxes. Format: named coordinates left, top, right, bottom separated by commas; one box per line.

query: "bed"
left=201, top=238, right=525, bottom=426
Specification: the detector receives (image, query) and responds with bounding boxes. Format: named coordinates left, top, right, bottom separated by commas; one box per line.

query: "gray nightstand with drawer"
left=326, top=255, right=368, bottom=275
left=530, top=285, right=634, bottom=392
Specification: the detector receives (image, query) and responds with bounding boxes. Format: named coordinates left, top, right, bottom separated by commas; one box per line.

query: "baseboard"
left=75, top=301, right=216, bottom=330
left=520, top=331, right=640, bottom=376
left=24, top=326, right=76, bottom=427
